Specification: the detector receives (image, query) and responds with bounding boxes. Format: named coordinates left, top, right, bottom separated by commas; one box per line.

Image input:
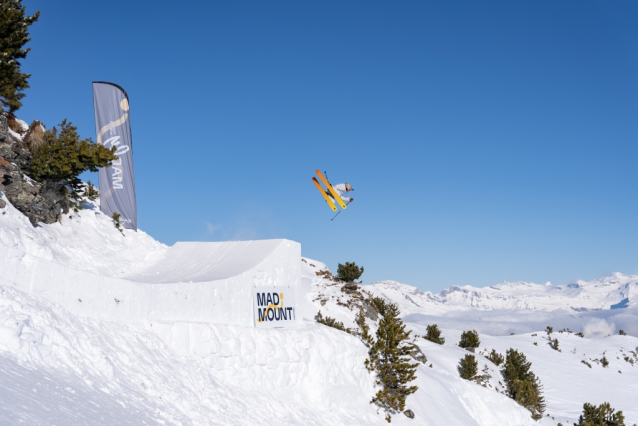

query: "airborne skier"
left=328, top=183, right=353, bottom=204
left=311, top=170, right=353, bottom=212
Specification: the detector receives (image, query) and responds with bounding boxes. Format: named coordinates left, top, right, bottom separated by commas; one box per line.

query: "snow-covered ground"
left=1, top=188, right=637, bottom=425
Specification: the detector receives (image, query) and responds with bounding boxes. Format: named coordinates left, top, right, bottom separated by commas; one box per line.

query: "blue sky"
left=18, top=0, right=638, bottom=292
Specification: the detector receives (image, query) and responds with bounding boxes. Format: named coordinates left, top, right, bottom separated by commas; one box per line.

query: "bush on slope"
left=575, top=402, right=625, bottom=426
left=503, top=348, right=545, bottom=419
left=458, top=354, right=478, bottom=380
left=424, top=324, right=445, bottom=345
left=459, top=330, right=480, bottom=352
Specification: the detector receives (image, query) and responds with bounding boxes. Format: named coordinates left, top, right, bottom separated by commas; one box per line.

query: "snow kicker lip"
left=123, top=240, right=283, bottom=283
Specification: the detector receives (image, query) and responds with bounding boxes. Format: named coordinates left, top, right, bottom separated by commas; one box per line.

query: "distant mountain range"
left=364, top=272, right=638, bottom=314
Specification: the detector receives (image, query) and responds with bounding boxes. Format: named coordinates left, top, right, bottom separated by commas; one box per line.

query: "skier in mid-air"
left=327, top=183, right=353, bottom=204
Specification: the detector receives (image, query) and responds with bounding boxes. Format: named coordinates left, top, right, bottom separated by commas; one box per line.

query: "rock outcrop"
left=0, top=112, right=68, bottom=225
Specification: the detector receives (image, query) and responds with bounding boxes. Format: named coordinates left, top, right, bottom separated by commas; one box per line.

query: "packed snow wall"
left=0, top=239, right=300, bottom=326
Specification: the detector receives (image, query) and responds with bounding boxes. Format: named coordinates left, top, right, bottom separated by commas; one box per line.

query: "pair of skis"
left=311, top=170, right=347, bottom=212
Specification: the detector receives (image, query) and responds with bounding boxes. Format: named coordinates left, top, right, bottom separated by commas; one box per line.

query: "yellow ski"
left=315, top=170, right=347, bottom=209
left=312, top=177, right=337, bottom=211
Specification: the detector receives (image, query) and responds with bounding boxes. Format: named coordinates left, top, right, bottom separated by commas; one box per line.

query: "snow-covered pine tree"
left=0, top=0, right=40, bottom=112
left=575, top=402, right=625, bottom=426
left=368, top=301, right=418, bottom=422
left=458, top=330, right=480, bottom=352
left=458, top=354, right=478, bottom=380
left=503, top=348, right=545, bottom=419
left=424, top=324, right=445, bottom=345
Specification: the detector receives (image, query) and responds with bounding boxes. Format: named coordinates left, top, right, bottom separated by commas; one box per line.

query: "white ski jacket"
left=331, top=183, right=351, bottom=202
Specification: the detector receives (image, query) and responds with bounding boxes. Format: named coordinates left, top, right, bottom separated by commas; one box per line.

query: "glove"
left=349, top=198, right=354, bottom=202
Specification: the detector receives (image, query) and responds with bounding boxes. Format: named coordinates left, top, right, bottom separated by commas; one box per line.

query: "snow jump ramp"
left=3, top=239, right=300, bottom=326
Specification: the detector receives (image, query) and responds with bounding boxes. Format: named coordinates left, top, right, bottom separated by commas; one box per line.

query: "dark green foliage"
left=601, top=356, right=609, bottom=368
left=458, top=354, right=478, bottom=380
left=459, top=330, right=480, bottom=350
left=337, top=261, right=364, bottom=282
left=486, top=349, right=504, bottom=366
left=84, top=181, right=99, bottom=201
left=546, top=326, right=553, bottom=335
left=316, top=310, right=349, bottom=333
left=575, top=402, right=625, bottom=426
left=367, top=302, right=418, bottom=422
left=551, top=338, right=560, bottom=351
left=618, top=330, right=626, bottom=336
left=112, top=212, right=124, bottom=234
left=0, top=0, right=40, bottom=111
left=424, top=324, right=445, bottom=345
left=503, top=348, right=545, bottom=419
left=356, top=309, right=373, bottom=346
left=30, top=120, right=117, bottom=185
left=576, top=332, right=584, bottom=338
left=372, top=296, right=388, bottom=317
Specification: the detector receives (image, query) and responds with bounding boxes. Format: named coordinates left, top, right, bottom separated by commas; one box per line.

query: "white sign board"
left=253, top=287, right=297, bottom=328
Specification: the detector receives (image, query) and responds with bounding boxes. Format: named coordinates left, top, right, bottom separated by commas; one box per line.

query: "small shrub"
left=574, top=402, right=625, bottom=426
left=576, top=332, right=584, bottom=338
left=618, top=329, right=626, bottom=336
left=601, top=356, right=609, bottom=368
left=112, top=212, right=124, bottom=234
left=316, top=310, right=348, bottom=333
left=458, top=354, right=478, bottom=380
left=486, top=349, right=504, bottom=366
left=546, top=326, right=553, bottom=335
left=337, top=261, right=364, bottom=282
left=581, top=360, right=592, bottom=368
left=551, top=338, right=559, bottom=351
left=84, top=180, right=99, bottom=201
left=424, top=324, right=445, bottom=345
left=459, top=330, right=480, bottom=351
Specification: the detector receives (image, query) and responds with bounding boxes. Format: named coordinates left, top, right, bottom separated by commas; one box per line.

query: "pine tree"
left=575, top=402, right=625, bottom=426
left=29, top=120, right=117, bottom=191
left=337, top=261, right=364, bottom=282
left=546, top=326, right=553, bottom=335
left=368, top=302, right=418, bottom=422
left=459, top=330, right=480, bottom=351
left=0, top=0, right=40, bottom=112
left=601, top=356, right=609, bottom=368
left=458, top=354, right=478, bottom=380
left=486, top=349, right=504, bottom=366
left=424, top=324, right=445, bottom=345
left=503, top=348, right=545, bottom=419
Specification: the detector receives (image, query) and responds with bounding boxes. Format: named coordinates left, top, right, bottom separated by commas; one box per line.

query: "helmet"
left=345, top=183, right=352, bottom=191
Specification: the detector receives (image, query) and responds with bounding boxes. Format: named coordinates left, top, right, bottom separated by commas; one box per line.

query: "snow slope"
left=1, top=189, right=636, bottom=425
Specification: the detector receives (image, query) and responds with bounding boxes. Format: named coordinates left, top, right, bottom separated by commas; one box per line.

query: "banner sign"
left=253, top=287, right=297, bottom=328
left=92, top=82, right=137, bottom=230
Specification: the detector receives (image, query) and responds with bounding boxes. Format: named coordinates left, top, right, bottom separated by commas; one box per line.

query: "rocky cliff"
left=0, top=112, right=68, bottom=225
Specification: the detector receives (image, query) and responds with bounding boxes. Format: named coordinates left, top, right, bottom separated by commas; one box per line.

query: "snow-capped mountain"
left=364, top=273, right=638, bottom=315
